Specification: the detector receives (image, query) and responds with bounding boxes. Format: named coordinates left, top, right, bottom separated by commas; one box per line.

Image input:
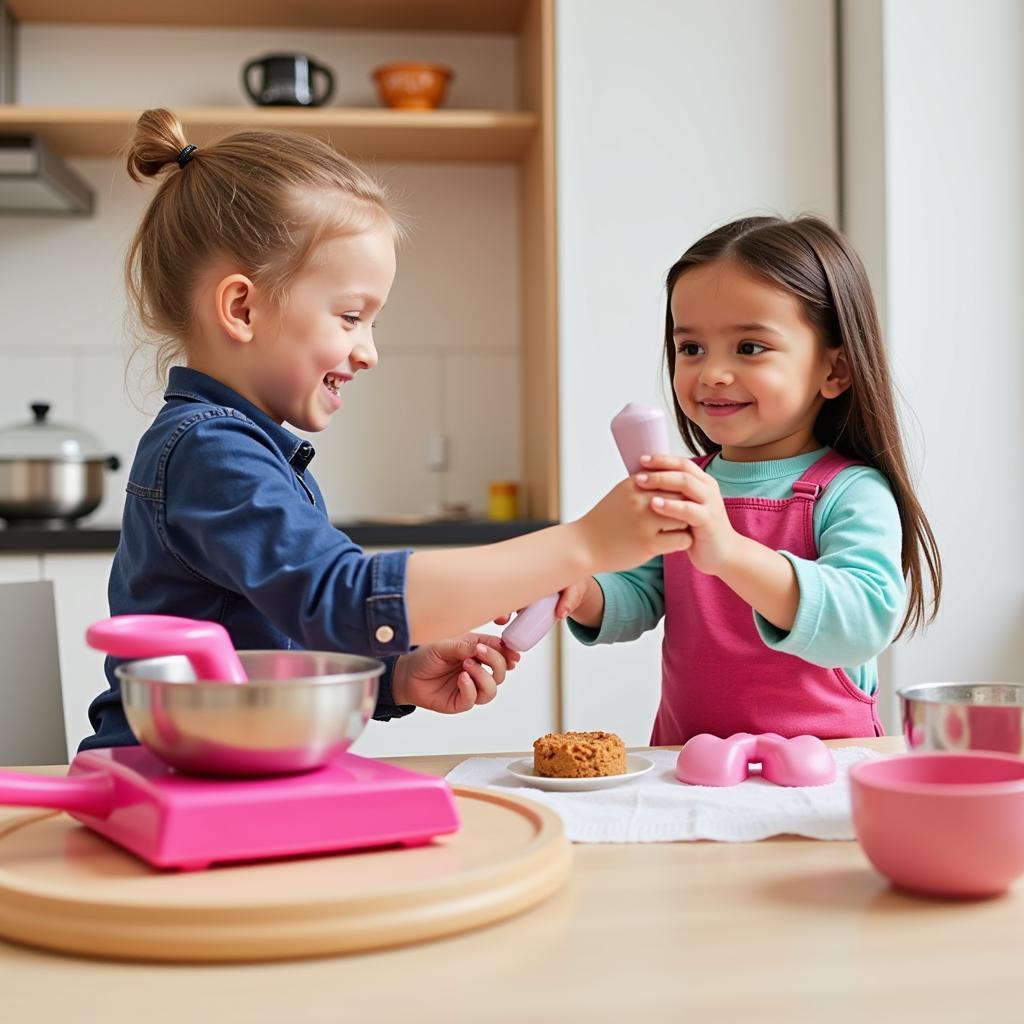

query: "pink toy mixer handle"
left=86, top=614, right=248, bottom=684
left=0, top=769, right=115, bottom=817
left=501, top=402, right=670, bottom=653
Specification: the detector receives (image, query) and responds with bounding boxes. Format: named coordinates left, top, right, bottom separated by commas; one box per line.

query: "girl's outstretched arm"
left=404, top=476, right=690, bottom=643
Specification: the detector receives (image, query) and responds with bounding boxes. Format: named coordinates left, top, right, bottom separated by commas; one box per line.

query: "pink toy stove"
left=1, top=747, right=461, bottom=871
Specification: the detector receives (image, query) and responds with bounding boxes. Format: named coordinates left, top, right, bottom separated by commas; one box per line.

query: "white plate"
left=505, top=754, right=655, bottom=791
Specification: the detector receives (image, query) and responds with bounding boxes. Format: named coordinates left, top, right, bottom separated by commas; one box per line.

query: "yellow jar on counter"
left=487, top=480, right=519, bottom=521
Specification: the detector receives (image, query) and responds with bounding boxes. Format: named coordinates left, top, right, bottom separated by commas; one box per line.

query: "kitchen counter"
left=2, top=737, right=1023, bottom=1023
left=0, top=518, right=556, bottom=552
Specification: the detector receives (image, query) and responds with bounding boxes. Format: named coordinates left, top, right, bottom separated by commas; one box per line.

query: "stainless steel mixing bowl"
left=899, top=683, right=1024, bottom=756
left=115, top=650, right=383, bottom=777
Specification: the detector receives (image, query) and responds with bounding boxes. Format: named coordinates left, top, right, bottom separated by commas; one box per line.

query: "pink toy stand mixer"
left=0, top=615, right=460, bottom=871
left=502, top=401, right=670, bottom=652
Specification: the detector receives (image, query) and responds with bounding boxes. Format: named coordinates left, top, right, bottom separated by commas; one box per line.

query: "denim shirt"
left=81, top=366, right=415, bottom=751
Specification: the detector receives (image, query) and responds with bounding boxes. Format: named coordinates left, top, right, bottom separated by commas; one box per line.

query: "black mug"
left=243, top=53, right=335, bottom=107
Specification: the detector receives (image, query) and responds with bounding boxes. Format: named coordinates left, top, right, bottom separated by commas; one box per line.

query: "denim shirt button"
left=375, top=625, right=395, bottom=643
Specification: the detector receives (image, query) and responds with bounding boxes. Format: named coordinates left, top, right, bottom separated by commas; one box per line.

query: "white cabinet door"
left=0, top=555, right=43, bottom=583
left=41, top=552, right=113, bottom=756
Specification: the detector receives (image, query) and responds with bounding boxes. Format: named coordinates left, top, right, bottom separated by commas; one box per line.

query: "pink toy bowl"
left=850, top=752, right=1024, bottom=898
left=675, top=732, right=837, bottom=787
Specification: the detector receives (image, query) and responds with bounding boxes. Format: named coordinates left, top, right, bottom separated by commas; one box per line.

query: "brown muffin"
left=533, top=731, right=627, bottom=778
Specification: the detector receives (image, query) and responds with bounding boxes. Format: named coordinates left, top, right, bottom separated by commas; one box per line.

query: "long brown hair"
left=123, top=108, right=400, bottom=381
left=663, top=215, right=941, bottom=639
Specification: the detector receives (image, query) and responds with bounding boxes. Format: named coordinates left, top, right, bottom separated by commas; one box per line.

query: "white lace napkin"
left=445, top=746, right=880, bottom=843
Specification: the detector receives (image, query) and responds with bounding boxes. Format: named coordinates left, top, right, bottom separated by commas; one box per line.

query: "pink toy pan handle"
left=0, top=770, right=114, bottom=817
left=501, top=402, right=669, bottom=653
left=86, top=614, right=248, bottom=684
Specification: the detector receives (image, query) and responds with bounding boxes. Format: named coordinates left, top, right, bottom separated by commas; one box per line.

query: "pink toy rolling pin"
left=501, top=402, right=670, bottom=653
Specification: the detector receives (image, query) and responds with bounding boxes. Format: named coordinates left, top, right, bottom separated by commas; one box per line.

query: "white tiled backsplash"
left=0, top=24, right=524, bottom=526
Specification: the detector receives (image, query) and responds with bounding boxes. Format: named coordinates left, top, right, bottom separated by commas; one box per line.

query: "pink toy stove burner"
left=675, top=732, right=837, bottom=788
left=0, top=747, right=460, bottom=871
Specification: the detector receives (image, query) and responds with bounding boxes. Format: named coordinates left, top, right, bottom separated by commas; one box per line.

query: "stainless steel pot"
left=899, top=682, right=1024, bottom=756
left=115, top=649, right=384, bottom=776
left=0, top=402, right=120, bottom=527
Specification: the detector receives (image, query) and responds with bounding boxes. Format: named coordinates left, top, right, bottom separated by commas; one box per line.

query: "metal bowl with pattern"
left=115, top=650, right=383, bottom=777
left=899, top=683, right=1024, bottom=756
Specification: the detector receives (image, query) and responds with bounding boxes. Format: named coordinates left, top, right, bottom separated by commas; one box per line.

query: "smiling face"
left=670, top=259, right=848, bottom=462
left=246, top=225, right=397, bottom=432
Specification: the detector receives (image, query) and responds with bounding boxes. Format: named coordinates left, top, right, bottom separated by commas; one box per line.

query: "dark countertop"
left=0, top=519, right=557, bottom=553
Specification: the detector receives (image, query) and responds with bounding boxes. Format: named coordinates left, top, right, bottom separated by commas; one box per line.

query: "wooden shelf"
left=6, top=0, right=527, bottom=32
left=0, top=106, right=538, bottom=162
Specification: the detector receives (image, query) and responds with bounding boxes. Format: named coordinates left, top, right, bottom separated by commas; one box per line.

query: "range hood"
left=0, top=135, right=93, bottom=215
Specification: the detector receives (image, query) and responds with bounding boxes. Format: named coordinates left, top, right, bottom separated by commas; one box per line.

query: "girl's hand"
left=493, top=578, right=602, bottom=630
left=576, top=475, right=692, bottom=573
left=391, top=634, right=520, bottom=715
left=555, top=578, right=603, bottom=627
left=635, top=455, right=740, bottom=576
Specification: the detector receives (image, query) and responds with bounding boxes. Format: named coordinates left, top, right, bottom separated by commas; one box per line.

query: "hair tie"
left=175, top=144, right=197, bottom=169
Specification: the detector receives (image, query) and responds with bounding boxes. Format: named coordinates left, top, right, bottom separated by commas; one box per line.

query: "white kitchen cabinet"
left=40, top=552, right=114, bottom=755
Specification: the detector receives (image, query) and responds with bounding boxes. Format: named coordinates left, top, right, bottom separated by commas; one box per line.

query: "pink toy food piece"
left=758, top=733, right=837, bottom=786
left=675, top=732, right=837, bottom=787
left=672, top=733, right=760, bottom=786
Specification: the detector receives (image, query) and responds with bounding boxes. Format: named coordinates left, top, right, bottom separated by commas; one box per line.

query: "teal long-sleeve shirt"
left=567, top=447, right=906, bottom=695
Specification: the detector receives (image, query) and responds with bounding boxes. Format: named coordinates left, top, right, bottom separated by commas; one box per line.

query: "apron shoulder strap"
left=792, top=450, right=861, bottom=501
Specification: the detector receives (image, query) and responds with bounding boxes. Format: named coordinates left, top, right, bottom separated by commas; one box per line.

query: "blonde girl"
left=84, top=109, right=690, bottom=750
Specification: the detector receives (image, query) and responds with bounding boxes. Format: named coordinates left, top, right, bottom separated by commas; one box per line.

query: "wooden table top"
left=2, top=736, right=1023, bottom=1023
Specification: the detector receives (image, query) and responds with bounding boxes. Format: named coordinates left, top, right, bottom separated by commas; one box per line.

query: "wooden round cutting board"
left=0, top=785, right=571, bottom=963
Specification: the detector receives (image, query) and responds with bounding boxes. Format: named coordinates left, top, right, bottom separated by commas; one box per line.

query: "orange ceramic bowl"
left=372, top=62, right=453, bottom=110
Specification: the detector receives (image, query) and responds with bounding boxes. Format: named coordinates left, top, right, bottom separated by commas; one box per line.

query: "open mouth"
left=322, top=372, right=349, bottom=396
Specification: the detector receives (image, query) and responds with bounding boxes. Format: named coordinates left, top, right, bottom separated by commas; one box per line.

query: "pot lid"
left=0, top=402, right=107, bottom=460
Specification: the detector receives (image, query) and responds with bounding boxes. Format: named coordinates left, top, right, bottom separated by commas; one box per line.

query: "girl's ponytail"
left=125, top=108, right=191, bottom=182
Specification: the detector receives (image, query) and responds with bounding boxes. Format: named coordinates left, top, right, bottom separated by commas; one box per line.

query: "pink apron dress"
left=652, top=449, right=883, bottom=744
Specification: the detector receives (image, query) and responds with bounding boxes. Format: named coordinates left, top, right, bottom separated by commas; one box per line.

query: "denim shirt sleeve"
left=159, top=411, right=414, bottom=717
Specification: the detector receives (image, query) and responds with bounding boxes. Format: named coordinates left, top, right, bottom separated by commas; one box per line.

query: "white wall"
left=842, top=0, right=1024, bottom=727
left=0, top=24, right=523, bottom=524
left=556, top=0, right=839, bottom=742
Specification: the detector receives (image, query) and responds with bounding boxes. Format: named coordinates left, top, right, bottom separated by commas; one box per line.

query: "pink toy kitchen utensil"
left=610, top=401, right=670, bottom=477
left=0, top=746, right=460, bottom=870
left=500, top=592, right=560, bottom=653
left=850, top=751, right=1024, bottom=898
left=501, top=401, right=670, bottom=652
left=87, top=614, right=248, bottom=683
left=675, top=732, right=837, bottom=787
